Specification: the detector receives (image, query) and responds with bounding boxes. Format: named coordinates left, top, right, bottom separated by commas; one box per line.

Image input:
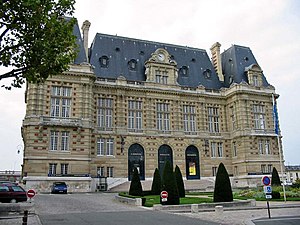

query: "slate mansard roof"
left=73, top=22, right=269, bottom=89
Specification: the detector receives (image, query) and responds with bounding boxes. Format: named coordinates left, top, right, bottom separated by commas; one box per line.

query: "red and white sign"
left=262, top=176, right=271, bottom=186
left=27, top=189, right=36, bottom=199
left=161, top=191, right=168, bottom=201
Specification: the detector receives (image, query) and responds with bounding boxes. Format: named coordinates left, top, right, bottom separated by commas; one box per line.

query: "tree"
left=271, top=167, right=281, bottom=186
left=129, top=167, right=143, bottom=196
left=174, top=165, right=185, bottom=198
left=213, top=162, right=233, bottom=202
left=151, top=168, right=161, bottom=195
left=161, top=161, right=179, bottom=205
left=0, top=0, right=77, bottom=89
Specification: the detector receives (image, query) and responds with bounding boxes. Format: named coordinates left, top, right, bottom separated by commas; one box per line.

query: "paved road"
left=253, top=216, right=300, bottom=225
left=34, top=193, right=219, bottom=225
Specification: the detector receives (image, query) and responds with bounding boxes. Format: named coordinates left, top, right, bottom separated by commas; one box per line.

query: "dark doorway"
left=128, top=144, right=145, bottom=181
left=185, top=145, right=200, bottom=180
left=158, top=145, right=173, bottom=174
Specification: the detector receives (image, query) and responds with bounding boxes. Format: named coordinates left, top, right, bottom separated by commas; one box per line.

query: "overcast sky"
left=0, top=0, right=299, bottom=171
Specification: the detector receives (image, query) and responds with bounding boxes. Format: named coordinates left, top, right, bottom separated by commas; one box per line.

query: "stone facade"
left=21, top=21, right=284, bottom=192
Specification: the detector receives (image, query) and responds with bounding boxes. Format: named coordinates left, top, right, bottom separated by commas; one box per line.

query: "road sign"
left=266, top=194, right=272, bottom=199
left=27, top=189, right=36, bottom=199
left=264, top=185, right=272, bottom=194
left=161, top=191, right=168, bottom=202
left=262, top=176, right=271, bottom=186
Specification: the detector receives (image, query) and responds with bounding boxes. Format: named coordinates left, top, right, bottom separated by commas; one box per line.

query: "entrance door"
left=185, top=145, right=200, bottom=179
left=158, top=145, right=173, bottom=174
left=128, top=144, right=145, bottom=181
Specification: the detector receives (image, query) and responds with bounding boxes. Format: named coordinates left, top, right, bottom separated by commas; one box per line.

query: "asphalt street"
left=35, top=193, right=219, bottom=225
left=253, top=216, right=300, bottom=225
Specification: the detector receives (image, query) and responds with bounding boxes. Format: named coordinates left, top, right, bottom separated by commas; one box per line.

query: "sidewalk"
left=175, top=201, right=300, bottom=225
left=0, top=214, right=41, bottom=225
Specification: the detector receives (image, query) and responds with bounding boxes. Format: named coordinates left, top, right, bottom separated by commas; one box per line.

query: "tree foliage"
left=129, top=167, right=143, bottom=196
left=0, top=0, right=77, bottom=89
left=161, top=161, right=179, bottom=205
left=174, top=165, right=185, bottom=198
left=271, top=167, right=281, bottom=186
left=151, top=168, right=161, bottom=195
left=213, top=162, right=233, bottom=202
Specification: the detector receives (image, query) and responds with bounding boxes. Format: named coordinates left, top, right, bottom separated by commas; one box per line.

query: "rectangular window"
left=155, top=71, right=168, bottom=84
left=50, top=86, right=72, bottom=118
left=183, top=105, right=196, bottom=132
left=107, top=167, right=114, bottom=177
left=97, top=98, right=113, bottom=129
left=49, top=163, right=57, bottom=175
left=211, top=142, right=223, bottom=158
left=212, top=167, right=218, bottom=176
left=217, top=143, right=223, bottom=157
left=128, top=100, right=143, bottom=131
left=97, top=138, right=114, bottom=156
left=253, top=105, right=265, bottom=129
left=267, top=164, right=272, bottom=173
left=253, top=75, right=259, bottom=87
left=50, top=131, right=69, bottom=152
left=61, top=163, right=68, bottom=175
left=50, top=131, right=59, bottom=151
left=258, top=140, right=271, bottom=155
left=208, top=107, right=219, bottom=133
left=265, top=140, right=270, bottom=155
left=211, top=142, right=216, bottom=157
left=97, top=166, right=105, bottom=177
left=232, top=142, right=237, bottom=157
left=156, top=103, right=170, bottom=131
left=230, top=106, right=236, bottom=130
left=61, top=131, right=69, bottom=151
left=234, top=166, right=238, bottom=176
left=261, top=164, right=267, bottom=174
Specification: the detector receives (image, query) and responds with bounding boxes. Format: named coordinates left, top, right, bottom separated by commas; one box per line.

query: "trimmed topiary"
left=151, top=168, right=161, bottom=195
left=129, top=167, right=143, bottom=196
left=161, top=161, right=179, bottom=205
left=271, top=167, right=281, bottom=186
left=174, top=165, right=185, bottom=198
left=213, top=162, right=233, bottom=202
left=272, top=191, right=281, bottom=199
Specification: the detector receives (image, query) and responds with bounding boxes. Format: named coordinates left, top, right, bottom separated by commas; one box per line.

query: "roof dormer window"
left=99, top=56, right=109, bottom=68
left=203, top=69, right=212, bottom=79
left=128, top=59, right=137, bottom=71
left=180, top=66, right=189, bottom=76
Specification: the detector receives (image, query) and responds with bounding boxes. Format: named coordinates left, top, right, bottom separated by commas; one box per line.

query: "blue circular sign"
left=262, top=176, right=271, bottom=185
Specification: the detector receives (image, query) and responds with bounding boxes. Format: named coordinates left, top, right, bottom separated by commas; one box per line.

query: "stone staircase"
left=108, top=178, right=215, bottom=192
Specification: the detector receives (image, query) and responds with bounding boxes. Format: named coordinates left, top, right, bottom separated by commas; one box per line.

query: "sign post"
left=27, top=189, right=36, bottom=203
left=262, top=176, right=272, bottom=219
left=160, top=191, right=168, bottom=204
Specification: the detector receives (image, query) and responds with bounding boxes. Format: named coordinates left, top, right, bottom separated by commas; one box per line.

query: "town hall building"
left=21, top=20, right=284, bottom=192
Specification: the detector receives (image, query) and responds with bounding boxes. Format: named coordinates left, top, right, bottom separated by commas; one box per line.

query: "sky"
left=0, top=0, right=299, bottom=171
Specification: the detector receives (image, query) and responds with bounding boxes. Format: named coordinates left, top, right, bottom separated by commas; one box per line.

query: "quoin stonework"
left=21, top=20, right=284, bottom=192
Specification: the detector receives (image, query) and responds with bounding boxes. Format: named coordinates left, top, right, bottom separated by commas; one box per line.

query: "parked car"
left=0, top=183, right=27, bottom=203
left=51, top=182, right=68, bottom=194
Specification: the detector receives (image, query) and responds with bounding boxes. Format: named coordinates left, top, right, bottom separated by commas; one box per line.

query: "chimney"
left=210, top=42, right=224, bottom=82
left=81, top=20, right=91, bottom=60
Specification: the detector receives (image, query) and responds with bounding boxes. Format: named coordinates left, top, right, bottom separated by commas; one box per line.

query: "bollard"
left=215, top=205, right=223, bottom=216
left=22, top=210, right=28, bottom=225
left=191, top=204, right=198, bottom=213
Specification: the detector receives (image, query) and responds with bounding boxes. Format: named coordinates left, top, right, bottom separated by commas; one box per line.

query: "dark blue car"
left=51, top=182, right=68, bottom=194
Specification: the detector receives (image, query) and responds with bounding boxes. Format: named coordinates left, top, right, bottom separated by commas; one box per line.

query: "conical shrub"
left=271, top=167, right=281, bottom=186
left=213, top=162, right=233, bottom=202
left=151, top=168, right=161, bottom=195
left=129, top=167, right=143, bottom=196
left=162, top=161, right=179, bottom=205
left=174, top=165, right=185, bottom=197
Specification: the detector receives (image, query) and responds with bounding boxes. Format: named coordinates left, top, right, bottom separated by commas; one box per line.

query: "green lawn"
left=142, top=195, right=213, bottom=207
